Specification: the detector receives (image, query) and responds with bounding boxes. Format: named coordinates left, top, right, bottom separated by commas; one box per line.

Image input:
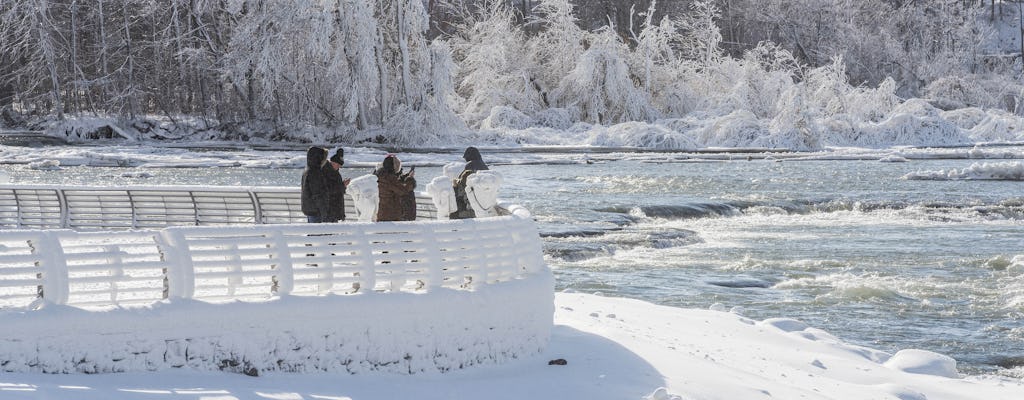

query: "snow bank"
left=1, top=293, right=1021, bottom=400
left=18, top=96, right=1024, bottom=152
left=0, top=276, right=554, bottom=375
left=884, top=349, right=960, bottom=378
left=903, top=161, right=1024, bottom=180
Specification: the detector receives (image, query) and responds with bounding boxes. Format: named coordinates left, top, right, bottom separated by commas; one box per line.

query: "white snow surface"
left=1, top=293, right=1020, bottom=400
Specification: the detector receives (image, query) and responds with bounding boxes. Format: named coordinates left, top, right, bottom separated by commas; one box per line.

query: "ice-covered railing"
left=0, top=184, right=443, bottom=230
left=0, top=181, right=552, bottom=375
left=0, top=209, right=544, bottom=308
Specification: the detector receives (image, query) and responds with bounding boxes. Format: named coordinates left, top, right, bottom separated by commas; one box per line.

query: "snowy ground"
left=1, top=293, right=1020, bottom=400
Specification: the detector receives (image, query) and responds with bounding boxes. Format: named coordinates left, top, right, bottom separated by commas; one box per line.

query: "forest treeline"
left=0, top=0, right=1021, bottom=145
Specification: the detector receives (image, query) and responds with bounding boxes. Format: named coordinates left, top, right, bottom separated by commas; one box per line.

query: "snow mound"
left=902, top=161, right=1024, bottom=180
left=883, top=349, right=960, bottom=378
left=644, top=387, right=683, bottom=400
left=759, top=318, right=809, bottom=333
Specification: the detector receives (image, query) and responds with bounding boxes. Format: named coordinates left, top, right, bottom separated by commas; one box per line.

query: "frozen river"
left=1, top=145, right=1022, bottom=378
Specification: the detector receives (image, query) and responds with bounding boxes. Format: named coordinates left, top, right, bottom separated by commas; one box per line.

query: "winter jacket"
left=450, top=169, right=477, bottom=219
left=301, top=147, right=331, bottom=219
left=450, top=147, right=488, bottom=219
left=375, top=163, right=416, bottom=222
left=323, top=164, right=346, bottom=222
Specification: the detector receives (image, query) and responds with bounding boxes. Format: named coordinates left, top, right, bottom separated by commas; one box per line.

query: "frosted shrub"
left=583, top=122, right=695, bottom=149
left=925, top=74, right=1024, bottom=112
left=941, top=108, right=990, bottom=130
left=728, top=62, right=795, bottom=119
left=695, top=110, right=767, bottom=148
left=963, top=110, right=1024, bottom=143
left=803, top=57, right=852, bottom=118
left=718, top=43, right=801, bottom=120
left=480, top=106, right=533, bottom=130
left=532, top=108, right=574, bottom=130
left=384, top=100, right=466, bottom=146
left=855, top=99, right=969, bottom=147
left=528, top=0, right=587, bottom=98
left=453, top=1, right=541, bottom=127
left=551, top=29, right=657, bottom=125
left=844, top=78, right=900, bottom=123
left=677, top=0, right=722, bottom=69
left=768, top=89, right=823, bottom=150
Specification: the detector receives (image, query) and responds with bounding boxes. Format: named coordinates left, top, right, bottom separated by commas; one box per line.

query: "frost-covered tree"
left=551, top=28, right=657, bottom=124
left=451, top=0, right=541, bottom=126
left=527, top=0, right=588, bottom=107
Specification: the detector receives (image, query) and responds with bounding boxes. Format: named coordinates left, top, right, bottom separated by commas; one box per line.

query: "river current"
left=2, top=150, right=1022, bottom=378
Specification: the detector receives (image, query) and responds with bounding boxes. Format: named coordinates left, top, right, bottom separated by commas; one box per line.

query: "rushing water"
left=2, top=150, right=1023, bottom=378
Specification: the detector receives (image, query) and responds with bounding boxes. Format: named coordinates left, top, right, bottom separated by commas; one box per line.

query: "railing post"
left=249, top=190, right=263, bottom=224
left=356, top=225, right=376, bottom=293
left=56, top=189, right=69, bottom=229
left=514, top=216, right=545, bottom=275
left=269, top=230, right=294, bottom=295
left=126, top=190, right=138, bottom=229
left=157, top=229, right=195, bottom=299
left=32, top=231, right=69, bottom=305
left=420, top=224, right=443, bottom=291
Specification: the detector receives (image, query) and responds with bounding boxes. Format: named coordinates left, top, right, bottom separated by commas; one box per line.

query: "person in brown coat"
left=374, top=154, right=416, bottom=221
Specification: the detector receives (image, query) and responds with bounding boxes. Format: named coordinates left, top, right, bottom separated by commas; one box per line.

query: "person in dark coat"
left=374, top=154, right=416, bottom=222
left=301, top=146, right=331, bottom=223
left=462, top=146, right=488, bottom=171
left=450, top=146, right=488, bottom=219
left=323, top=149, right=349, bottom=222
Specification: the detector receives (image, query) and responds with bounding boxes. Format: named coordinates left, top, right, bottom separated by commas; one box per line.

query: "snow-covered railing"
left=0, top=213, right=544, bottom=309
left=0, top=184, right=441, bottom=230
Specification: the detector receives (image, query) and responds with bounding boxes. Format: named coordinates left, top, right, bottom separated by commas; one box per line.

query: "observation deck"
left=0, top=183, right=553, bottom=375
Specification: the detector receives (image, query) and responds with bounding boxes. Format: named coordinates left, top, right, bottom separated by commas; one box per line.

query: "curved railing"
left=0, top=208, right=542, bottom=309
left=0, top=184, right=441, bottom=230
left=0, top=185, right=552, bottom=375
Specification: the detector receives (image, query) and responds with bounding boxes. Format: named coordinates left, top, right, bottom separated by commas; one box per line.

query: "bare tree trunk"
left=98, top=0, right=111, bottom=111
left=376, top=29, right=389, bottom=125
left=398, top=2, right=413, bottom=106
left=122, top=0, right=137, bottom=119
left=1019, top=2, right=1024, bottom=62
left=69, top=1, right=81, bottom=114
left=172, top=1, right=188, bottom=114
left=34, top=1, right=64, bottom=119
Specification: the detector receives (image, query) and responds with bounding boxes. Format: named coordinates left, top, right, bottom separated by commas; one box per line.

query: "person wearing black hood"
left=301, top=146, right=331, bottom=223
left=450, top=146, right=488, bottom=219
left=323, top=148, right=350, bottom=222
left=462, top=146, right=488, bottom=171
